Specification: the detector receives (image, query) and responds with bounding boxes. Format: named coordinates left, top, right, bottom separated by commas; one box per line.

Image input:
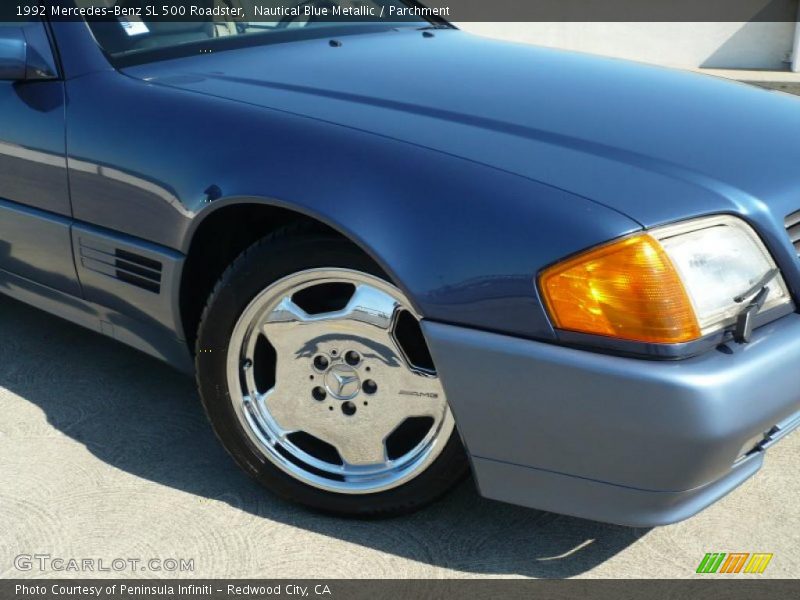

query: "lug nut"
left=313, top=355, right=329, bottom=370
left=312, top=387, right=327, bottom=401
left=342, top=401, right=356, bottom=416
left=362, top=380, right=378, bottom=395
left=345, top=351, right=361, bottom=366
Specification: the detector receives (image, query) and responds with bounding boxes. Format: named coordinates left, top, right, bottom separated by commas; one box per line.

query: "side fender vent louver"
left=79, top=239, right=163, bottom=294
left=787, top=210, right=800, bottom=258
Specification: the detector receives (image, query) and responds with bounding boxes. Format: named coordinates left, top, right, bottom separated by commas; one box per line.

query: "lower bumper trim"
left=472, top=453, right=763, bottom=528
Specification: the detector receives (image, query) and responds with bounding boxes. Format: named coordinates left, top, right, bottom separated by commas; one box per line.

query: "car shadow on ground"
left=0, top=295, right=649, bottom=578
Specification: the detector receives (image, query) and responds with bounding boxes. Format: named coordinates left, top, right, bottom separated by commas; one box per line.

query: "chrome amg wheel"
left=226, top=268, right=455, bottom=494
left=196, top=229, right=467, bottom=515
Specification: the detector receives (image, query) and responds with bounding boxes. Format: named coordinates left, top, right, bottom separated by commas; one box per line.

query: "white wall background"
left=457, top=22, right=796, bottom=70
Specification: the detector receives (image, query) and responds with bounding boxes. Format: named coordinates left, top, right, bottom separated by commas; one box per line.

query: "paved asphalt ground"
left=0, top=293, right=798, bottom=579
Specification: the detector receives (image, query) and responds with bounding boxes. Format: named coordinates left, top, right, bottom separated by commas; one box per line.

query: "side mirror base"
left=0, top=28, right=29, bottom=81
left=0, top=27, right=58, bottom=82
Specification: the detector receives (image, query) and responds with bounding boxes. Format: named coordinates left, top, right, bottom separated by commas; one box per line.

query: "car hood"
left=125, top=28, right=800, bottom=229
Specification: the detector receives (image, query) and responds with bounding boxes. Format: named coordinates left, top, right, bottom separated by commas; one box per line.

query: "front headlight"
left=539, top=215, right=791, bottom=345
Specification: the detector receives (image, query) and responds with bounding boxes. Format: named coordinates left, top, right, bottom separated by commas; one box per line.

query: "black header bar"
left=5, top=0, right=800, bottom=23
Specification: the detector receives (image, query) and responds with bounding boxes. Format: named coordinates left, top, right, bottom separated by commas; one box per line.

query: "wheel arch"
left=178, top=197, right=406, bottom=353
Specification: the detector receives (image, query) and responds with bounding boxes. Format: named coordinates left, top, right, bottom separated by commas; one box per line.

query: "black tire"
left=195, top=225, right=469, bottom=517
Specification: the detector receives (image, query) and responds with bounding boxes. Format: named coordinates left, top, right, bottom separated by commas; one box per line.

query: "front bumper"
left=423, top=314, right=800, bottom=527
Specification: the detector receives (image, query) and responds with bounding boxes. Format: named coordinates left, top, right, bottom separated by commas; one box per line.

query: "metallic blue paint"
left=146, top=31, right=800, bottom=299
left=54, top=22, right=644, bottom=340
left=52, top=21, right=800, bottom=325
left=0, top=21, right=76, bottom=295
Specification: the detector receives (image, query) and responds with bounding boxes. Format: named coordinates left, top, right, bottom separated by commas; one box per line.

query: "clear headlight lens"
left=653, top=216, right=790, bottom=334
left=540, top=215, right=791, bottom=344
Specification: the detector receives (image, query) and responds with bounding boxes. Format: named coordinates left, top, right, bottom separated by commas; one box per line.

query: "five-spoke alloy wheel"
left=228, top=268, right=455, bottom=493
left=196, top=228, right=468, bottom=516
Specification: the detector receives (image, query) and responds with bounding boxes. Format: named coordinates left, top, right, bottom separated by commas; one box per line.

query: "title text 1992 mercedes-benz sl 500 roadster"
left=1, top=1, right=799, bottom=526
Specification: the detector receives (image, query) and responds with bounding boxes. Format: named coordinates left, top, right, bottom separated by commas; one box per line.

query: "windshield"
left=78, top=1, right=434, bottom=63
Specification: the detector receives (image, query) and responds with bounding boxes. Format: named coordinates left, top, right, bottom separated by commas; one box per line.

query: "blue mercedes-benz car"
left=1, top=1, right=799, bottom=526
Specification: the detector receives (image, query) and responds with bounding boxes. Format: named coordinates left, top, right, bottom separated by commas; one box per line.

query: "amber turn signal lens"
left=540, top=234, right=702, bottom=344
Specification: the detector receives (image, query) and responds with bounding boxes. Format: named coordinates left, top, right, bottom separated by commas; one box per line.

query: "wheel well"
left=179, top=203, right=354, bottom=353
